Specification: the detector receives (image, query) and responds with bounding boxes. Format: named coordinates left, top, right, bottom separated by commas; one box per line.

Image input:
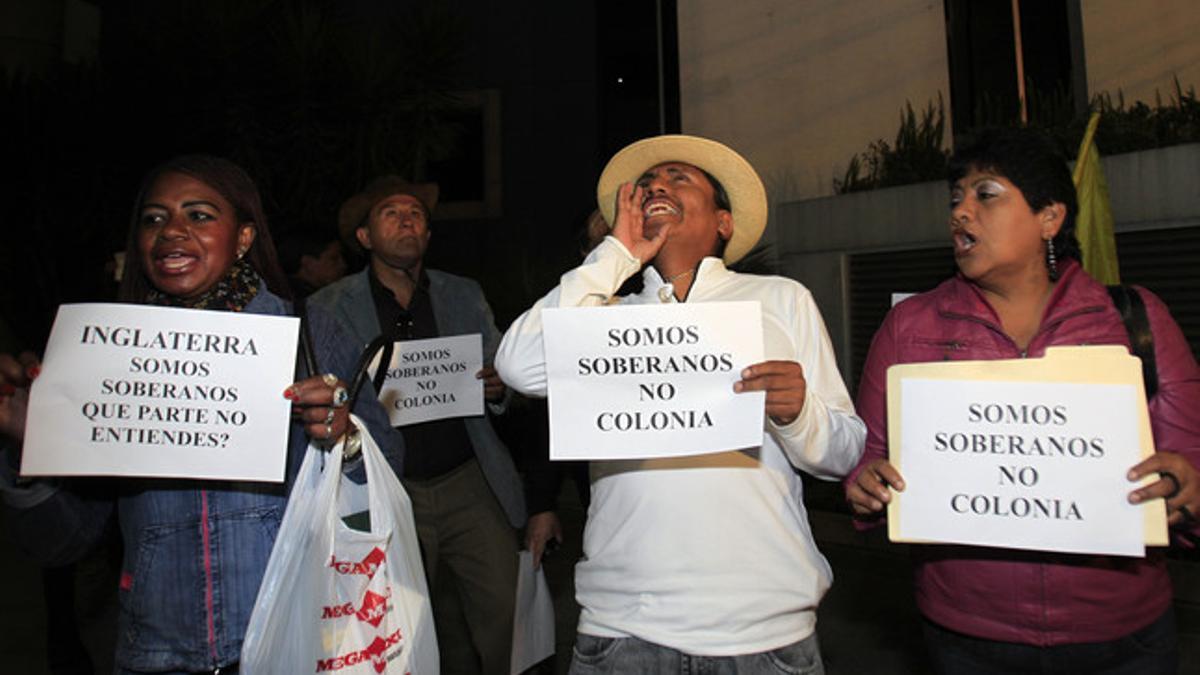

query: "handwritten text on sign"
left=542, top=301, right=765, bottom=460
left=21, top=304, right=299, bottom=481
left=373, top=334, right=484, bottom=426
left=895, top=378, right=1144, bottom=556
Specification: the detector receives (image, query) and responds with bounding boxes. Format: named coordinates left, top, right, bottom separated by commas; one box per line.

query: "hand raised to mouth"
left=612, top=182, right=671, bottom=264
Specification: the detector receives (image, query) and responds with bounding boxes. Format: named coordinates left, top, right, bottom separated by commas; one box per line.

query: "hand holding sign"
left=1127, top=451, right=1200, bottom=527
left=285, top=374, right=351, bottom=443
left=734, top=360, right=807, bottom=425
left=847, top=458, right=906, bottom=516
left=477, top=365, right=506, bottom=403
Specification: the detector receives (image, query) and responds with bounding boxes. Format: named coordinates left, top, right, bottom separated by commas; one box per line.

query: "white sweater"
left=496, top=238, right=865, bottom=655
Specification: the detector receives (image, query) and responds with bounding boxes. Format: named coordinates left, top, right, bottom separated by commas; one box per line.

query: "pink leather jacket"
left=849, top=259, right=1200, bottom=645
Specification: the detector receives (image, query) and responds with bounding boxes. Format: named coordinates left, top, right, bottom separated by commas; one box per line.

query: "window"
left=944, top=0, right=1086, bottom=132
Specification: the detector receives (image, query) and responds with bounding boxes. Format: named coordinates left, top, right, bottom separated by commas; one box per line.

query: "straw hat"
left=596, top=135, right=767, bottom=264
left=337, top=176, right=439, bottom=252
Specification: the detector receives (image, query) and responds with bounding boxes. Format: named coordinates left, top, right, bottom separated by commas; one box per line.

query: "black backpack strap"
left=1108, top=285, right=1158, bottom=400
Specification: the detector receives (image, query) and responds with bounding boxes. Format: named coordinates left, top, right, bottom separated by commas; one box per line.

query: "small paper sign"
left=887, top=346, right=1165, bottom=557
left=22, top=303, right=299, bottom=481
left=373, top=334, right=484, bottom=426
left=541, top=301, right=765, bottom=460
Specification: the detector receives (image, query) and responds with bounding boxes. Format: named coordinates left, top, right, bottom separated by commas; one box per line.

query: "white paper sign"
left=542, top=301, right=765, bottom=460
left=895, top=378, right=1144, bottom=556
left=510, top=550, right=555, bottom=675
left=22, top=303, right=299, bottom=482
left=373, top=334, right=484, bottom=426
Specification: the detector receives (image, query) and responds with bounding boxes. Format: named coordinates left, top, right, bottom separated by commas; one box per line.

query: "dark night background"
left=1, top=0, right=679, bottom=351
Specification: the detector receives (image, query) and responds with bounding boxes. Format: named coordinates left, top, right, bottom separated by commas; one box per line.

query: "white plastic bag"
left=242, top=415, right=438, bottom=674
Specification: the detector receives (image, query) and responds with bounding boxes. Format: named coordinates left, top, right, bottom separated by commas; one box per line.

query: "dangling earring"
left=1045, top=238, right=1059, bottom=281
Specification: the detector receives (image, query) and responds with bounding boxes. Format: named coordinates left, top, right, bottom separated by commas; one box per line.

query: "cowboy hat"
left=337, top=176, right=439, bottom=252
left=596, top=135, right=767, bottom=265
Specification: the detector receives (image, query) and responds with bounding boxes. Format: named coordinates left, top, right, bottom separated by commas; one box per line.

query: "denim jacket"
left=2, top=288, right=404, bottom=673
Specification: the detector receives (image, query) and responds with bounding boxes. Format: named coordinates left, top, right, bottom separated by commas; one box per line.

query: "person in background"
left=0, top=155, right=402, bottom=674
left=278, top=232, right=347, bottom=298
left=846, top=127, right=1200, bottom=675
left=310, top=175, right=525, bottom=675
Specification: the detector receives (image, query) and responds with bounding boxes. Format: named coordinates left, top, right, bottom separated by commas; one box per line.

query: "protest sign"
left=21, top=303, right=299, bottom=481
left=541, top=301, right=765, bottom=460
left=887, top=346, right=1166, bottom=557
left=372, top=334, right=484, bottom=426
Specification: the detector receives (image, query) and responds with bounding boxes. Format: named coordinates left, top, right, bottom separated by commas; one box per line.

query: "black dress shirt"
left=368, top=269, right=475, bottom=480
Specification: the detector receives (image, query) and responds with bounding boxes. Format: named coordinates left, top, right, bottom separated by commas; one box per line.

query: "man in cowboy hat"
left=309, top=176, right=525, bottom=674
left=496, top=136, right=865, bottom=672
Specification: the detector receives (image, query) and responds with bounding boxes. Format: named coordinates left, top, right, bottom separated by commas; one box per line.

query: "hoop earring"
left=1046, top=238, right=1059, bottom=281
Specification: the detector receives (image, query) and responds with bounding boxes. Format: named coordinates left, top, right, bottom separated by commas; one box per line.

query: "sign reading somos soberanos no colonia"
left=21, top=303, right=299, bottom=482
left=887, top=346, right=1167, bottom=558
left=371, top=334, right=484, bottom=427
left=541, top=301, right=765, bottom=460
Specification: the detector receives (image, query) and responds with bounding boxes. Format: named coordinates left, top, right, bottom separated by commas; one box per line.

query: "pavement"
left=3, top=488, right=1199, bottom=674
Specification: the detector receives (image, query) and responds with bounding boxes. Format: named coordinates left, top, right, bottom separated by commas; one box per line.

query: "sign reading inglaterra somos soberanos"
left=541, top=301, right=765, bottom=460
left=888, top=347, right=1167, bottom=557
left=21, top=304, right=299, bottom=482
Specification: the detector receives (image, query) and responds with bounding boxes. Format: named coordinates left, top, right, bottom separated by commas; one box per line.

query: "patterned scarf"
left=147, top=258, right=261, bottom=311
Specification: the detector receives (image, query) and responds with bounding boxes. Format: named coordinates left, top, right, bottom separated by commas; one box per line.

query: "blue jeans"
left=922, top=608, right=1178, bottom=675
left=568, top=633, right=824, bottom=675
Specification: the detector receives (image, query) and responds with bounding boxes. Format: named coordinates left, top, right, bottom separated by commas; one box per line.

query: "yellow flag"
left=1072, top=111, right=1120, bottom=284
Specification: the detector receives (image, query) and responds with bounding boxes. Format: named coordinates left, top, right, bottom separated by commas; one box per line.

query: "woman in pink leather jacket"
left=846, top=127, right=1200, bottom=675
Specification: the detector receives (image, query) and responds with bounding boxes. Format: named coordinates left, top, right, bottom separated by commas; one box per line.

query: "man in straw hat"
left=497, top=135, right=864, bottom=672
left=310, top=176, right=525, bottom=674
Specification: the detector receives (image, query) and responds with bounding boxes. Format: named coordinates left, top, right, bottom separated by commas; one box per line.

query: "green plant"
left=835, top=79, right=1200, bottom=195
left=834, top=96, right=950, bottom=194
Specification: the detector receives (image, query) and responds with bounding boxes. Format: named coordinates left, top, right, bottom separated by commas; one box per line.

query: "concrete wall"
left=676, top=0, right=951, bottom=261
left=1081, top=0, right=1200, bottom=103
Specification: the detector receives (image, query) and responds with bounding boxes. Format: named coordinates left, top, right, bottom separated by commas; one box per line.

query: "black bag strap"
left=348, top=335, right=394, bottom=414
left=1107, top=285, right=1158, bottom=400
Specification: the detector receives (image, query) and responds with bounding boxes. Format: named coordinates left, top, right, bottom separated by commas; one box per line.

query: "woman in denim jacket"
left=845, top=128, right=1200, bottom=675
left=0, top=156, right=403, bottom=674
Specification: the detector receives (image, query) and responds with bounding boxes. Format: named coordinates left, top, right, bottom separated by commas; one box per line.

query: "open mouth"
left=642, top=198, right=679, bottom=218
left=154, top=251, right=199, bottom=273
left=953, top=230, right=977, bottom=255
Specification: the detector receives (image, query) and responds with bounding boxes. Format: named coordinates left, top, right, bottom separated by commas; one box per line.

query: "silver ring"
left=331, top=385, right=349, bottom=408
left=324, top=407, right=336, bottom=425
left=321, top=373, right=339, bottom=387
left=325, top=422, right=334, bottom=439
